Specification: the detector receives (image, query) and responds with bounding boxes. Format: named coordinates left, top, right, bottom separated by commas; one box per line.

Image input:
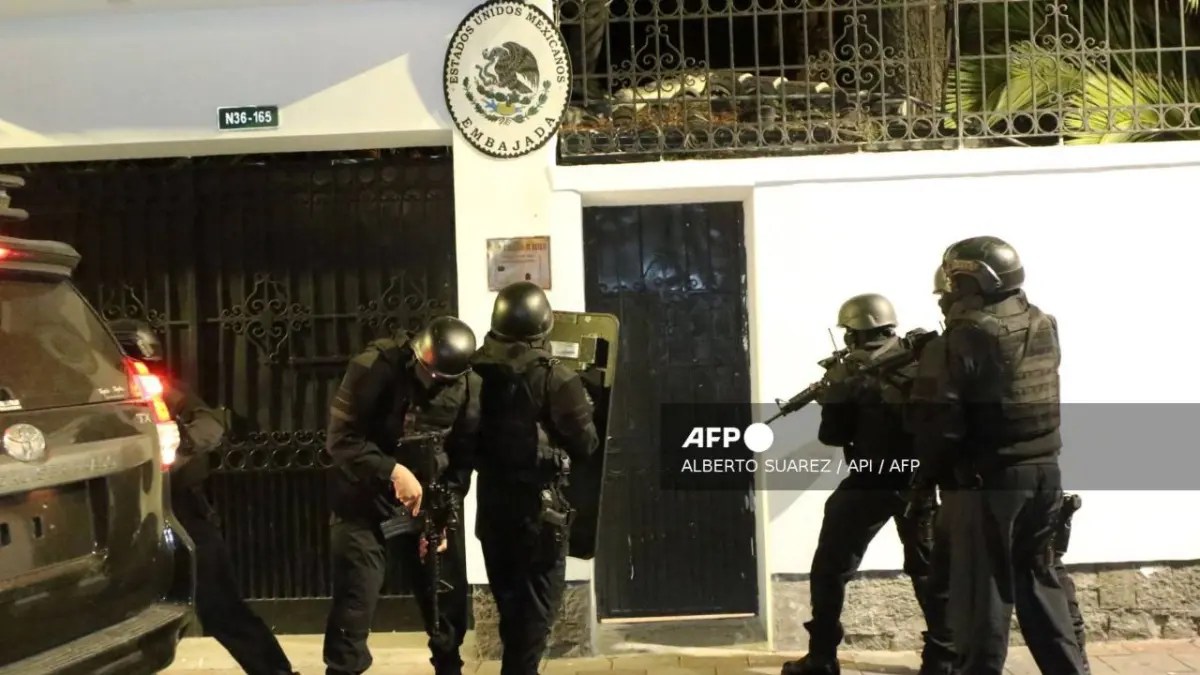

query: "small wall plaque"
left=487, top=236, right=551, bottom=291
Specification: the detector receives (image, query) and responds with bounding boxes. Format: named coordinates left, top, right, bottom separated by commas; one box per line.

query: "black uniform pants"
left=480, top=531, right=567, bottom=675
left=805, top=473, right=953, bottom=666
left=1054, top=555, right=1091, bottom=672
left=323, top=517, right=469, bottom=675
left=944, top=462, right=1086, bottom=675
left=919, top=496, right=955, bottom=672
left=923, top=493, right=1090, bottom=673
left=172, top=486, right=294, bottom=675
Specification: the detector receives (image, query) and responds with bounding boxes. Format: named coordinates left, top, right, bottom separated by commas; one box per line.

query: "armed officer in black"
left=917, top=267, right=1091, bottom=674
left=109, top=320, right=296, bottom=675
left=471, top=282, right=598, bottom=675
left=782, top=295, right=953, bottom=675
left=910, top=237, right=1084, bottom=675
left=323, top=317, right=481, bottom=675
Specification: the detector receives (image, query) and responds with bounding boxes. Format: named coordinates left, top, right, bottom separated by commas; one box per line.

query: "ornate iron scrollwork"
left=219, top=429, right=331, bottom=472
left=220, top=274, right=313, bottom=362
left=97, top=284, right=167, bottom=332
left=557, top=0, right=1199, bottom=161
left=357, top=273, right=453, bottom=337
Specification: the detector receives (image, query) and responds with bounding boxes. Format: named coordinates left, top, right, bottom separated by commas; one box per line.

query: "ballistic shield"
left=545, top=310, right=619, bottom=560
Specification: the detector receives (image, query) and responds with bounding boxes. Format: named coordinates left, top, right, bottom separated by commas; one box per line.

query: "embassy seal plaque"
left=443, top=0, right=572, bottom=159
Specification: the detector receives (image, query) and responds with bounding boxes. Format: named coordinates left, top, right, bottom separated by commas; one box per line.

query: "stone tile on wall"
left=772, top=562, right=1200, bottom=652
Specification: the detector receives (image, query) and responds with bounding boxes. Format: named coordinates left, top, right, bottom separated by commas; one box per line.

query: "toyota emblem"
left=3, top=423, right=47, bottom=462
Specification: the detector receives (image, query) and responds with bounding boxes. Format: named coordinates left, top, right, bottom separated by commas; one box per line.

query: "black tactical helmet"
left=836, top=293, right=898, bottom=331
left=410, top=316, right=477, bottom=380
left=941, top=235, right=1024, bottom=294
left=490, top=281, right=554, bottom=341
left=933, top=266, right=951, bottom=295
left=108, top=319, right=163, bottom=361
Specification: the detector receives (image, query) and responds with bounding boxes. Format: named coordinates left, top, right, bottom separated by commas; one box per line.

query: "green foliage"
left=947, top=0, right=1200, bottom=143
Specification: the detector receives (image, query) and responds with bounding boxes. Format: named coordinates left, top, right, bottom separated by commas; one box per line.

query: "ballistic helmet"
left=941, top=236, right=1024, bottom=294
left=410, top=316, right=476, bottom=380
left=836, top=293, right=898, bottom=331
left=491, top=281, right=554, bottom=341
left=933, top=266, right=951, bottom=295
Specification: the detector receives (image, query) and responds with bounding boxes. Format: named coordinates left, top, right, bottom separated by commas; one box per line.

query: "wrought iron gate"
left=583, top=203, right=758, bottom=619
left=0, top=150, right=457, bottom=631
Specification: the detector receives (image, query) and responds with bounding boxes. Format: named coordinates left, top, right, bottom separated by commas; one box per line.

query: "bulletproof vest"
left=472, top=339, right=556, bottom=479
left=947, top=294, right=1061, bottom=448
left=368, top=337, right=468, bottom=483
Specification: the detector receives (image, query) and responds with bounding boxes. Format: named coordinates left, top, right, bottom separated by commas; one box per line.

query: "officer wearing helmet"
left=323, top=316, right=481, bottom=675
left=932, top=266, right=953, bottom=314
left=782, top=294, right=953, bottom=675
left=922, top=264, right=1091, bottom=675
left=470, top=281, right=598, bottom=675
left=909, top=237, right=1084, bottom=674
left=108, top=319, right=297, bottom=675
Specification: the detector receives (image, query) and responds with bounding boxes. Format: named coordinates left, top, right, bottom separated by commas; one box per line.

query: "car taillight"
left=124, top=357, right=178, bottom=471
left=0, top=247, right=10, bottom=259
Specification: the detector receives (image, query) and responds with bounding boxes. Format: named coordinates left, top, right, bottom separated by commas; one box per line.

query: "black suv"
left=0, top=177, right=194, bottom=673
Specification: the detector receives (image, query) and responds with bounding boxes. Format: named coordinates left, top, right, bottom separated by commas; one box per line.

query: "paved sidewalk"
left=163, top=637, right=1200, bottom=674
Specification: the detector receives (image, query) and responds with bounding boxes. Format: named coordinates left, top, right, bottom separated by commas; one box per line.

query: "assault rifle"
left=391, top=429, right=459, bottom=639
left=766, top=328, right=938, bottom=425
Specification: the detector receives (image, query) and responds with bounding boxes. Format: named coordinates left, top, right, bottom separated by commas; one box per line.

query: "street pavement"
left=162, top=635, right=1200, bottom=674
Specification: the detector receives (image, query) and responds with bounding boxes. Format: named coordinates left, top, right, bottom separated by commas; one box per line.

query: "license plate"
left=0, top=483, right=97, bottom=582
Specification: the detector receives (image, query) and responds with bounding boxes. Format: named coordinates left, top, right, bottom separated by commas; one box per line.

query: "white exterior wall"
left=4, top=0, right=1199, bottom=636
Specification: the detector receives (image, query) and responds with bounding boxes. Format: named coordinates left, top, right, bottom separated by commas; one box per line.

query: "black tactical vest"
left=331, top=337, right=472, bottom=520
left=370, top=337, right=469, bottom=480
left=472, top=340, right=556, bottom=477
left=948, top=295, right=1062, bottom=452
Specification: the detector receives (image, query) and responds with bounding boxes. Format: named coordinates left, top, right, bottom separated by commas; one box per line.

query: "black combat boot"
left=780, top=654, right=840, bottom=675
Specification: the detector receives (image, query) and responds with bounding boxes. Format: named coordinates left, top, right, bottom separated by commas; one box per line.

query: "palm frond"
left=945, top=0, right=1200, bottom=142
left=1062, top=69, right=1200, bottom=143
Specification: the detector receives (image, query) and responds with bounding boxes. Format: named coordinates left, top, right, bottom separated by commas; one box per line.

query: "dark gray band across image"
left=657, top=403, right=1200, bottom=491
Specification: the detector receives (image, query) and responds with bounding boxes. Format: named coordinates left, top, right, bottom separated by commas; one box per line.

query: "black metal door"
left=583, top=203, right=758, bottom=619
left=0, top=150, right=457, bottom=631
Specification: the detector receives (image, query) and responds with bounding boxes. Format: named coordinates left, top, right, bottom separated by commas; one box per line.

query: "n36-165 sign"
left=442, top=0, right=572, bottom=159
left=217, top=105, right=279, bottom=131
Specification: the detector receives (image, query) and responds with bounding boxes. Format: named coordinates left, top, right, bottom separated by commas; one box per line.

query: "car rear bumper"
left=0, top=602, right=190, bottom=675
